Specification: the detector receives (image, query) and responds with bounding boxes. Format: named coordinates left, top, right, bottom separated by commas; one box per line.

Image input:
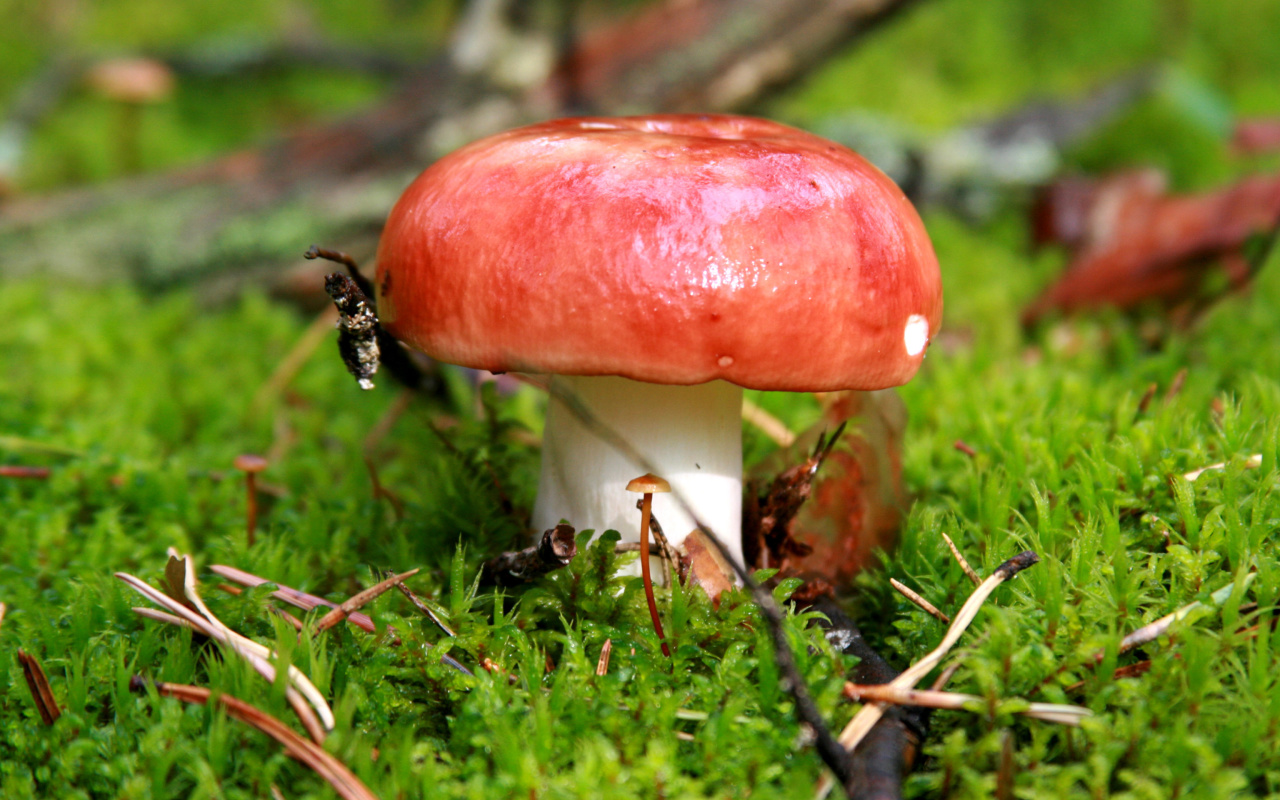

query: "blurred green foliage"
left=3, top=0, right=1280, bottom=798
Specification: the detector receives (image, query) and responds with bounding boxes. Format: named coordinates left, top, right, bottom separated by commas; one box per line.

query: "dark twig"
left=479, top=524, right=577, bottom=588
left=819, top=551, right=1040, bottom=798
left=305, top=245, right=372, bottom=298
left=810, top=595, right=929, bottom=800
left=17, top=649, right=61, bottom=725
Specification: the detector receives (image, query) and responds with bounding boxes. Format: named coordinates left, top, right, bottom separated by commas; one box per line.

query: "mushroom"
left=85, top=57, right=175, bottom=174
left=374, top=115, right=942, bottom=568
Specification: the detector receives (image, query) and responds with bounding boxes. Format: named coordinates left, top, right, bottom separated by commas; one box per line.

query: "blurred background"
left=1, top=0, right=1277, bottom=308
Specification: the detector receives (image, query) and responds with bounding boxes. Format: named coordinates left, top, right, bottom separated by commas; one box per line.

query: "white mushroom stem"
left=532, top=376, right=744, bottom=568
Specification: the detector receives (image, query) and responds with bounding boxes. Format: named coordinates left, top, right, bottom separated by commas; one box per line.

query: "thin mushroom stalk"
left=628, top=473, right=671, bottom=657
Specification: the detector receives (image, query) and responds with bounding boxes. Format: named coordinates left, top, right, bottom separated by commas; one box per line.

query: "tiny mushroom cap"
left=233, top=454, right=269, bottom=474
left=376, top=114, right=942, bottom=568
left=626, top=473, right=672, bottom=494
left=86, top=57, right=175, bottom=104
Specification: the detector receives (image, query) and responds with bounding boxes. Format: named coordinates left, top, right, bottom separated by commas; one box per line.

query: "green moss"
left=4, top=0, right=1280, bottom=796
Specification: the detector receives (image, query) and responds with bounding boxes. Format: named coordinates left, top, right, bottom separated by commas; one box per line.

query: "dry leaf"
left=745, top=390, right=907, bottom=586
left=683, top=529, right=736, bottom=604
left=1025, top=169, right=1280, bottom=325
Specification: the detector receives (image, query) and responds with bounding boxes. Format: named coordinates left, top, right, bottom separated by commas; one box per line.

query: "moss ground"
left=3, top=1, right=1280, bottom=797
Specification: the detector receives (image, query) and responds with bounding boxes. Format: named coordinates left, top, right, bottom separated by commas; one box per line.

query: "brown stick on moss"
left=480, top=524, right=577, bottom=588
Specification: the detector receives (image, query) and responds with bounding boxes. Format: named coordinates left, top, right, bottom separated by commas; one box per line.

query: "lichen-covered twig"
left=324, top=272, right=380, bottom=391
left=479, top=524, right=577, bottom=588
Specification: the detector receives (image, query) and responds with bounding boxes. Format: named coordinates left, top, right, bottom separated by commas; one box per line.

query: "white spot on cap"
left=904, top=315, right=929, bottom=356
left=718, top=355, right=734, bottom=368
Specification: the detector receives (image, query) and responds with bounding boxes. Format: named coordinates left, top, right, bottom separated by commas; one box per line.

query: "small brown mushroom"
left=233, top=454, right=268, bottom=547
left=628, top=473, right=671, bottom=657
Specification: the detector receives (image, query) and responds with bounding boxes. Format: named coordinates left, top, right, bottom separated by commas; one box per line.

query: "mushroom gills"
left=533, top=376, right=744, bottom=570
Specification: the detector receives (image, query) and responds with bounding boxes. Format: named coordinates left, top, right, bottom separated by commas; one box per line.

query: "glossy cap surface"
left=376, top=115, right=942, bottom=391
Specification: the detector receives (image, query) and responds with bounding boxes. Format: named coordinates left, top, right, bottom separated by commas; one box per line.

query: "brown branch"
left=313, top=568, right=420, bottom=634
left=479, top=524, right=577, bottom=588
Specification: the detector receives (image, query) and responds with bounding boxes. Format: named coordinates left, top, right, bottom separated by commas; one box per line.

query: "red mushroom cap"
left=375, top=114, right=942, bottom=392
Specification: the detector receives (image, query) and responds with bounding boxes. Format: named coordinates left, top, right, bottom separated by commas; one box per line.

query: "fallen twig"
left=808, top=595, right=930, bottom=799
left=1182, top=453, right=1262, bottom=482
left=1119, top=574, right=1255, bottom=654
left=118, top=555, right=334, bottom=738
left=941, top=532, right=981, bottom=586
left=389, top=576, right=457, bottom=638
left=479, top=524, right=577, bottom=588
left=209, top=564, right=378, bottom=633
left=818, top=551, right=1040, bottom=798
left=314, top=569, right=420, bottom=633
left=131, top=678, right=376, bottom=800
left=889, top=578, right=950, bottom=624
left=17, top=649, right=61, bottom=725
left=843, top=683, right=1090, bottom=726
